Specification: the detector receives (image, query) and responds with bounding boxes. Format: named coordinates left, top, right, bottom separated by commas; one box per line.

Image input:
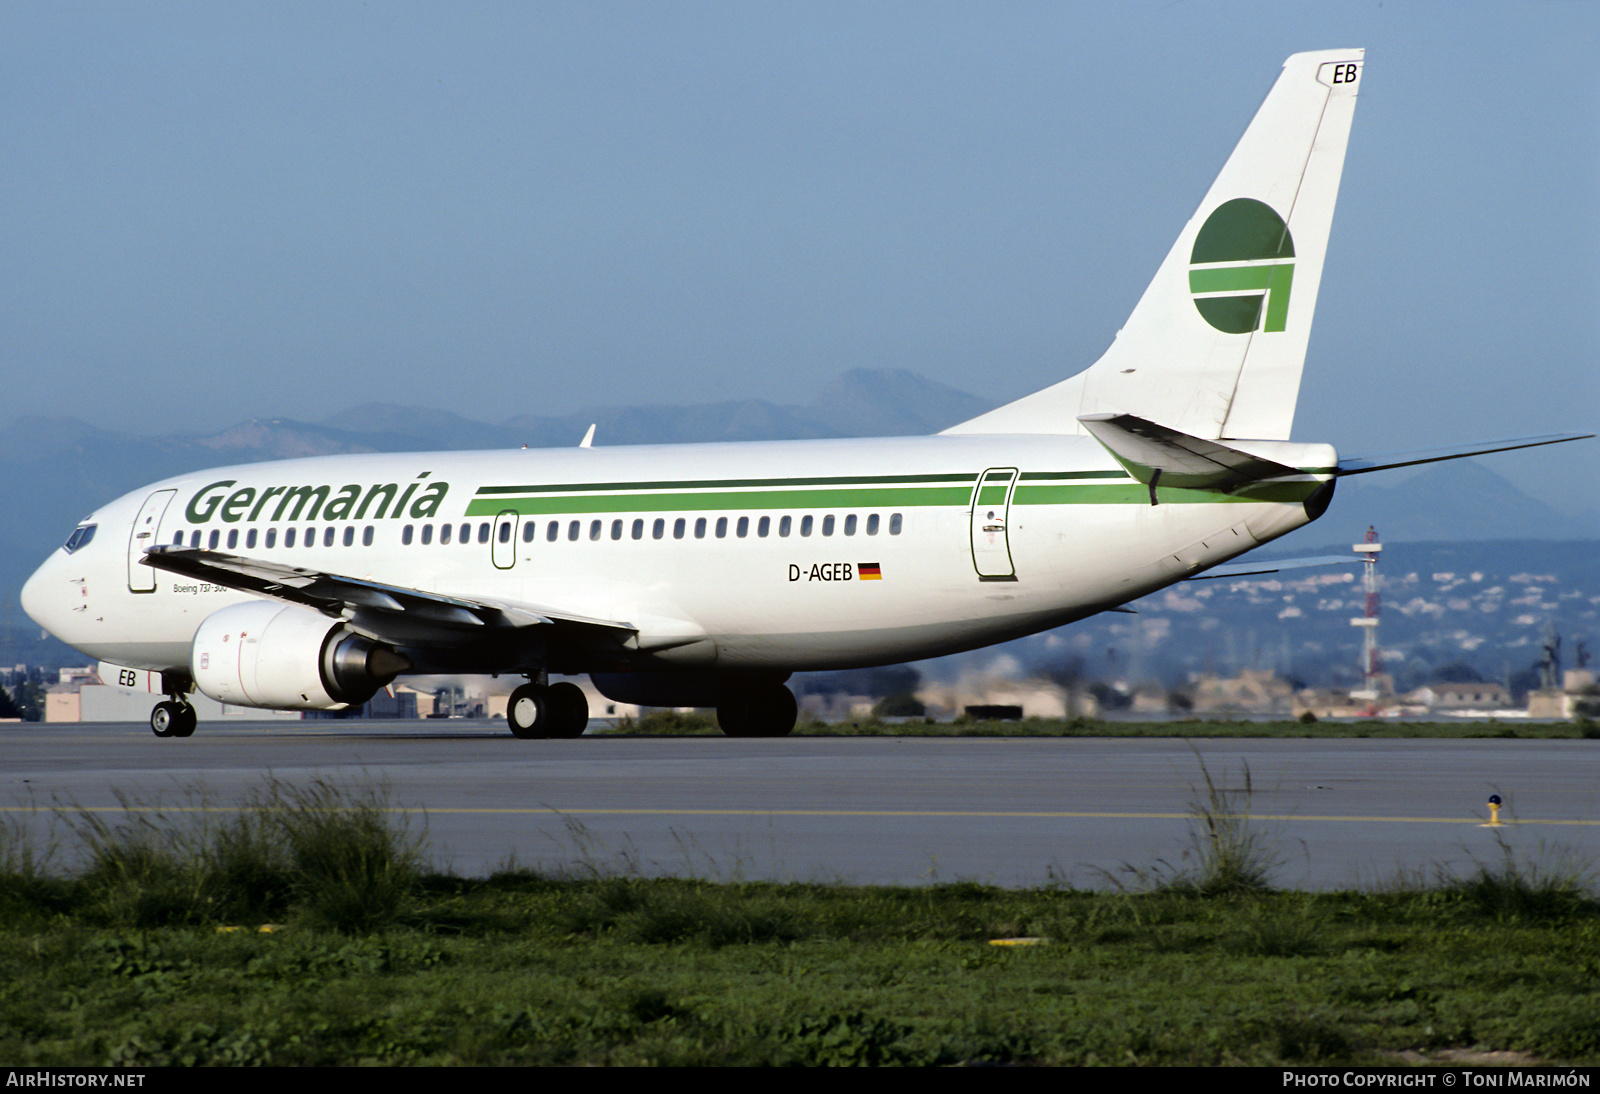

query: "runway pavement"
left=4, top=721, right=1597, bottom=889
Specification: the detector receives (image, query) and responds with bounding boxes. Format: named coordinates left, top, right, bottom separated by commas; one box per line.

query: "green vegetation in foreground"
left=3, top=779, right=1600, bottom=1065
left=614, top=708, right=1599, bottom=739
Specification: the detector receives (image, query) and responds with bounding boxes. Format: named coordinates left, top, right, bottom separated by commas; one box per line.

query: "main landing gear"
left=716, top=683, right=797, bottom=738
left=150, top=699, right=197, bottom=738
left=506, top=680, right=589, bottom=739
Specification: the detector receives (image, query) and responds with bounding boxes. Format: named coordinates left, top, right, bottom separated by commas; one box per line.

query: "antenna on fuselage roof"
left=578, top=424, right=596, bottom=448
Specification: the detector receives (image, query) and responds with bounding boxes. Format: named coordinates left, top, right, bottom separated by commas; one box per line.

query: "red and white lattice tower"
left=1349, top=525, right=1382, bottom=705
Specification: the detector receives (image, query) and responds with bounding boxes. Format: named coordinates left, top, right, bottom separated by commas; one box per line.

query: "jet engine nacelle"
left=191, top=600, right=410, bottom=711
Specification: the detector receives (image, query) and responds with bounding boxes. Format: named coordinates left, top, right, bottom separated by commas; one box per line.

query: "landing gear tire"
left=507, top=684, right=545, bottom=739
left=718, top=684, right=797, bottom=738
left=151, top=701, right=196, bottom=739
left=544, top=681, right=589, bottom=739
left=507, top=681, right=589, bottom=739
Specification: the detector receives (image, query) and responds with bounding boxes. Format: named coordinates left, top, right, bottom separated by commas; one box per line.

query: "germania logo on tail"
left=18, top=50, right=1590, bottom=741
left=1188, top=198, right=1295, bottom=334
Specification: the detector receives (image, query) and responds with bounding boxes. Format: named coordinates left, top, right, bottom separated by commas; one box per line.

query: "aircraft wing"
left=142, top=546, right=636, bottom=643
left=1335, top=433, right=1592, bottom=476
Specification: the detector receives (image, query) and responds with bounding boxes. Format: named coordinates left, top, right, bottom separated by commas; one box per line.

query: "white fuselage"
left=21, top=431, right=1331, bottom=680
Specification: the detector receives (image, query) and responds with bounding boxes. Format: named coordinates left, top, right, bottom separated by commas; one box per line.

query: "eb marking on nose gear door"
left=969, top=468, right=1018, bottom=581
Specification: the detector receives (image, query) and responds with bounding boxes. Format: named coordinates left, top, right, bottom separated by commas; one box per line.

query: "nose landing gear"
left=150, top=699, right=197, bottom=738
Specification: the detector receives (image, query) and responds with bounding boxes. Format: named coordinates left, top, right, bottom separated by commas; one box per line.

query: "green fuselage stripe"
left=464, top=477, right=1322, bottom=517
left=476, top=472, right=979, bottom=495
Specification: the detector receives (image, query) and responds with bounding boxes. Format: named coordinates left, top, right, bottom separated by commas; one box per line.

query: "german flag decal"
left=858, top=563, right=882, bottom=580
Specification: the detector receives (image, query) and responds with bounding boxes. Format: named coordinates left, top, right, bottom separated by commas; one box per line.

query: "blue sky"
left=4, top=2, right=1595, bottom=513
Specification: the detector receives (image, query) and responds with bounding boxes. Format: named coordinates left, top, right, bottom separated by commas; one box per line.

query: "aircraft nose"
left=20, top=552, right=67, bottom=637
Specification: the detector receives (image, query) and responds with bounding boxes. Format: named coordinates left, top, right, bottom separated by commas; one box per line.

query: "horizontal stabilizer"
left=1079, top=412, right=1301, bottom=490
left=1335, top=433, right=1592, bottom=476
left=1185, top=554, right=1354, bottom=581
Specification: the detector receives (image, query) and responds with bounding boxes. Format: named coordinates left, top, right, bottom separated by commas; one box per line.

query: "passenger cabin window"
left=590, top=520, right=602, bottom=541
left=610, top=519, right=623, bottom=541
left=715, top=517, right=728, bottom=538
left=653, top=518, right=665, bottom=540
left=246, top=529, right=258, bottom=549
left=567, top=520, right=580, bottom=541
left=208, top=530, right=220, bottom=549
left=843, top=515, right=856, bottom=536
left=547, top=521, right=559, bottom=543
left=441, top=523, right=453, bottom=545
left=821, top=515, right=835, bottom=537
left=323, top=527, right=335, bottom=547
left=190, top=530, right=201, bottom=548
left=866, top=514, right=879, bottom=535
left=171, top=531, right=183, bottom=546
left=736, top=516, right=749, bottom=538
left=364, top=526, right=374, bottom=546
left=800, top=516, right=813, bottom=537
left=780, top=516, right=792, bottom=537
left=285, top=528, right=297, bottom=548
left=421, top=524, right=434, bottom=545
left=265, top=529, right=277, bottom=549
left=342, top=527, right=354, bottom=547
left=522, top=521, right=536, bottom=543
left=477, top=522, right=490, bottom=544
left=632, top=519, right=644, bottom=540
left=496, top=522, right=510, bottom=544
left=890, top=513, right=903, bottom=535
left=694, top=517, right=707, bottom=539
left=758, top=516, right=770, bottom=537
left=227, top=530, right=238, bottom=549
left=674, top=517, right=686, bottom=539
left=402, top=525, right=414, bottom=545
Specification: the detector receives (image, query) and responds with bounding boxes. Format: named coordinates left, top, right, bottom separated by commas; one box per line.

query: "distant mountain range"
left=2, top=367, right=1593, bottom=669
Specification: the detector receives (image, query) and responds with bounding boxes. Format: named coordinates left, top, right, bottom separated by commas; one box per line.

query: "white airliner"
left=19, top=50, right=1588, bottom=739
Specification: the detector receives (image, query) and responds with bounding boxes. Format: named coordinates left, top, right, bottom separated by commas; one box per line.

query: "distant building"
left=1190, top=669, right=1293, bottom=715
left=1527, top=670, right=1598, bottom=720
left=916, top=676, right=1095, bottom=721
left=1293, top=688, right=1375, bottom=720
left=1408, top=682, right=1513, bottom=712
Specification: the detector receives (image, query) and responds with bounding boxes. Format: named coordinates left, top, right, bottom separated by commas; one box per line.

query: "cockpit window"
left=63, top=524, right=97, bottom=554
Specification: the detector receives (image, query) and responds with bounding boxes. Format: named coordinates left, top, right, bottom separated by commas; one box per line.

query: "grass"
left=1163, top=755, right=1278, bottom=897
left=59, top=779, right=425, bottom=933
left=4, top=774, right=1600, bottom=1065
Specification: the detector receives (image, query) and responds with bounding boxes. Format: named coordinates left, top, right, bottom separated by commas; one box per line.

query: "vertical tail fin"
left=945, top=49, right=1363, bottom=441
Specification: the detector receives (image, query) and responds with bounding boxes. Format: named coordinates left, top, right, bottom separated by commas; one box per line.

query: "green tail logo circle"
left=1188, top=198, right=1295, bottom=334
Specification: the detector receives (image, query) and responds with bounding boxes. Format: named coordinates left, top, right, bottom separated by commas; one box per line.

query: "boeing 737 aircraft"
left=19, top=51, right=1588, bottom=739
